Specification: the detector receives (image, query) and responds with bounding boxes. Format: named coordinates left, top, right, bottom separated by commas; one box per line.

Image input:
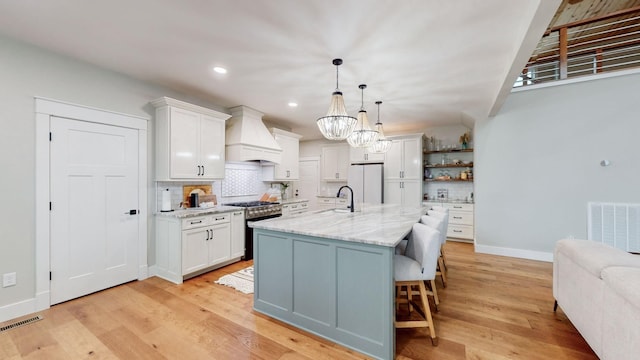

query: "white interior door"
left=50, top=116, right=139, bottom=304
left=296, top=158, right=319, bottom=208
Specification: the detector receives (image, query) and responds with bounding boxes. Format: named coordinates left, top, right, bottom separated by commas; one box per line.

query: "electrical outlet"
left=3, top=272, right=16, bottom=287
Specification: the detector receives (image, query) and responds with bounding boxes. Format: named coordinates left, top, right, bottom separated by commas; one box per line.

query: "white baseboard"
left=475, top=244, right=553, bottom=262
left=138, top=264, right=149, bottom=280
left=0, top=297, right=39, bottom=323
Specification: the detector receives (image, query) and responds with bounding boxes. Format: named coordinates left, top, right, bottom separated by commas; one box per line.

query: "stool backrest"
left=420, top=215, right=446, bottom=247
left=404, top=222, right=441, bottom=279
left=431, top=205, right=449, bottom=214
left=426, top=210, right=449, bottom=244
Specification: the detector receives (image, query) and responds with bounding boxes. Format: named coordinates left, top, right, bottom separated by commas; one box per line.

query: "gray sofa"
left=553, top=238, right=640, bottom=359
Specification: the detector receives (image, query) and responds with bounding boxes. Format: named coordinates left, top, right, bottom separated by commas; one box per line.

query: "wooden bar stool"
left=394, top=222, right=441, bottom=346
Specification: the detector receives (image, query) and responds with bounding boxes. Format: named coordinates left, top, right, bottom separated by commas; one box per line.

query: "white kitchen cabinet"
left=349, top=147, right=385, bottom=164
left=281, top=200, right=309, bottom=217
left=230, top=210, right=245, bottom=258
left=152, top=97, right=230, bottom=181
left=424, top=201, right=474, bottom=241
left=383, top=134, right=423, bottom=207
left=153, top=211, right=241, bottom=284
left=316, top=197, right=349, bottom=210
left=262, top=128, right=302, bottom=181
left=321, top=144, right=350, bottom=181
left=384, top=134, right=423, bottom=181
left=384, top=179, right=422, bottom=208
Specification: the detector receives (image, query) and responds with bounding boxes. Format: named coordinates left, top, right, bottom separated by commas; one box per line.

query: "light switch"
left=3, top=272, right=16, bottom=287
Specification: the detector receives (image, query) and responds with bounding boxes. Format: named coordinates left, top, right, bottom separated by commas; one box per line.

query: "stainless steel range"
left=224, top=201, right=282, bottom=260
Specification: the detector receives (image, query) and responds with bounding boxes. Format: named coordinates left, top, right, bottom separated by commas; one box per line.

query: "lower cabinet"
left=230, top=210, right=245, bottom=258
left=424, top=201, right=474, bottom=241
left=281, top=200, right=309, bottom=217
left=154, top=211, right=242, bottom=284
left=316, top=197, right=349, bottom=210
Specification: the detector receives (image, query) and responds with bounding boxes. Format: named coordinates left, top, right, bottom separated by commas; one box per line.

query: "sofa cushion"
left=555, top=239, right=640, bottom=278
left=602, top=266, right=640, bottom=311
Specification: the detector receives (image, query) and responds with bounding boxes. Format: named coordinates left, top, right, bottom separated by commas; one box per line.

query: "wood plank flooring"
left=0, top=242, right=597, bottom=359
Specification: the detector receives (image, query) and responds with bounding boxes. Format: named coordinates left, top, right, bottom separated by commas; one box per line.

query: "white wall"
left=475, top=73, right=640, bottom=260
left=0, top=34, right=228, bottom=313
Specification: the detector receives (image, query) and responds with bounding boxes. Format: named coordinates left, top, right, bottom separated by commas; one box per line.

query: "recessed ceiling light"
left=288, top=102, right=298, bottom=107
left=213, top=67, right=227, bottom=74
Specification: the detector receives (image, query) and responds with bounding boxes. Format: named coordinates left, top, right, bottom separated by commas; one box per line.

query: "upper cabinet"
left=262, top=128, right=303, bottom=181
left=349, top=147, right=385, bottom=164
left=152, top=97, right=231, bottom=181
left=384, top=134, right=424, bottom=181
left=321, top=144, right=350, bottom=181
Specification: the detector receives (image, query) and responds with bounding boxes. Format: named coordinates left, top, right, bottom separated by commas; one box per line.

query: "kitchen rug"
left=214, top=266, right=254, bottom=294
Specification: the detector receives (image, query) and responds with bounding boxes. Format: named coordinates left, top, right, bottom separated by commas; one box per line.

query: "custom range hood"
left=225, top=105, right=282, bottom=163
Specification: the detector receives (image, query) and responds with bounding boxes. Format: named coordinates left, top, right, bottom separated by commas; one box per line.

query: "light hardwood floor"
left=0, top=242, right=597, bottom=359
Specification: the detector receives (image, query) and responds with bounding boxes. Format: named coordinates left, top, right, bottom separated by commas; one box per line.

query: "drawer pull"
left=453, top=230, right=462, bottom=233
left=234, top=212, right=243, bottom=215
left=453, top=216, right=462, bottom=219
left=454, top=206, right=462, bottom=209
left=190, top=220, right=203, bottom=225
left=214, top=217, right=225, bottom=221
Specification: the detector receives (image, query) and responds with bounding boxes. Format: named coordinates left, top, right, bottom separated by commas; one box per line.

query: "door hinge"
left=49, top=272, right=52, bottom=281
left=49, top=132, right=52, bottom=141
left=49, top=202, right=52, bottom=211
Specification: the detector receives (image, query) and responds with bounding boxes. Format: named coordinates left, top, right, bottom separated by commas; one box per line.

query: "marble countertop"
left=250, top=204, right=428, bottom=247
left=155, top=205, right=242, bottom=219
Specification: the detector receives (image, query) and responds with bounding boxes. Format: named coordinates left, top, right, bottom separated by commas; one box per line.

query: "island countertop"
left=249, top=204, right=427, bottom=247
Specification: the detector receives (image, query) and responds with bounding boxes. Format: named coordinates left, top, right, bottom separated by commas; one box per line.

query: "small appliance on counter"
left=189, top=193, right=199, bottom=208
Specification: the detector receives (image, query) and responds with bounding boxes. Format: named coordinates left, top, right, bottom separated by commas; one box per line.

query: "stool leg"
left=418, top=281, right=437, bottom=345
left=437, top=257, right=447, bottom=287
left=430, top=279, right=440, bottom=308
left=440, top=244, right=448, bottom=270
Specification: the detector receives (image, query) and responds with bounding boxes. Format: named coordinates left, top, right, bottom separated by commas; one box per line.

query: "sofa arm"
left=601, top=266, right=640, bottom=360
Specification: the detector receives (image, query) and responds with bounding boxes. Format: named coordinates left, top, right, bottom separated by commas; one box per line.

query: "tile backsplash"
left=155, top=162, right=273, bottom=211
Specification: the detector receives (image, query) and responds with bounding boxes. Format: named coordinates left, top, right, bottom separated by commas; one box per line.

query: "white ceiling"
left=0, top=0, right=560, bottom=139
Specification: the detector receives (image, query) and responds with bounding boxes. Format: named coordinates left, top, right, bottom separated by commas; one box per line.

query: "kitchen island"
left=250, top=204, right=427, bottom=360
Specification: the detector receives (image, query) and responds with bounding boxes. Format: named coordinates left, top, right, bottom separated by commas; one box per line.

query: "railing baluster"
left=559, top=27, right=568, bottom=80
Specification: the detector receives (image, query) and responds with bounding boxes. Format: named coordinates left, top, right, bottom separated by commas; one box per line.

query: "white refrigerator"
left=347, top=163, right=383, bottom=206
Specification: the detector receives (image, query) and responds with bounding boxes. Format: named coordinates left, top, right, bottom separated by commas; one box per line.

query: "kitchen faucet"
left=337, top=185, right=354, bottom=213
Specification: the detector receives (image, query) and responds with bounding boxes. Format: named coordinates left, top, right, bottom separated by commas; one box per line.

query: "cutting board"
left=182, top=185, right=215, bottom=206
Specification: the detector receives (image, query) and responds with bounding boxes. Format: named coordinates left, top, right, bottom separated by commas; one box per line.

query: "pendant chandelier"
left=347, top=84, right=379, bottom=148
left=317, top=59, right=358, bottom=140
left=368, top=101, right=392, bottom=153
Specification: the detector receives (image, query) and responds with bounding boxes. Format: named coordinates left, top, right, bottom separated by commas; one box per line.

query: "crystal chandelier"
left=317, top=59, right=357, bottom=140
left=368, top=101, right=392, bottom=153
left=347, top=84, right=379, bottom=148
